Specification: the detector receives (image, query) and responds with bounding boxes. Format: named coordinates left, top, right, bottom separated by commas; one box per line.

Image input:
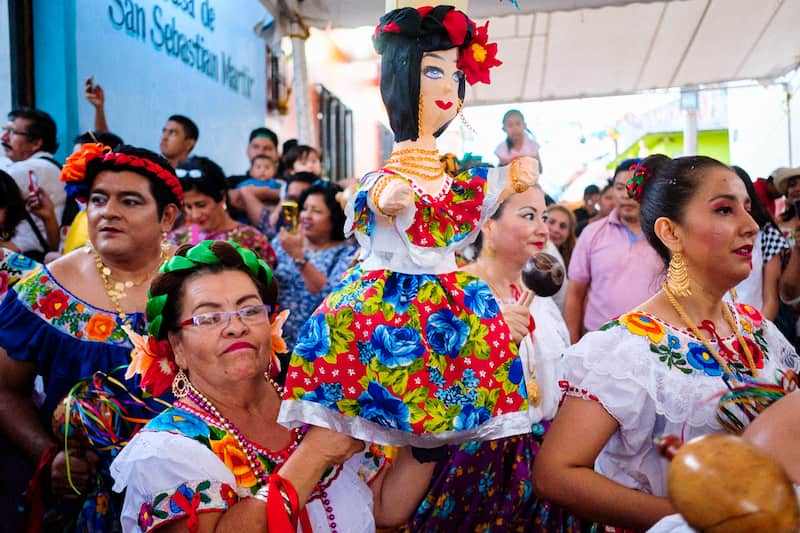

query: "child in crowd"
left=229, top=155, right=282, bottom=224
left=283, top=144, right=323, bottom=177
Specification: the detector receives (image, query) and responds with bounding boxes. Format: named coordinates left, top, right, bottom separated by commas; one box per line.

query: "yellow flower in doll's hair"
left=471, top=42, right=487, bottom=62
left=210, top=433, right=259, bottom=488
left=620, top=312, right=665, bottom=344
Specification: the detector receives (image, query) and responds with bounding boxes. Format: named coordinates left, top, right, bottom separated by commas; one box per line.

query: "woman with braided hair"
left=280, top=4, right=537, bottom=448
left=533, top=155, right=800, bottom=530
left=112, top=240, right=435, bottom=532
left=0, top=143, right=181, bottom=531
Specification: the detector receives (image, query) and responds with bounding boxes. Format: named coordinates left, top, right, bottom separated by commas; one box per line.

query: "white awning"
left=265, top=0, right=800, bottom=104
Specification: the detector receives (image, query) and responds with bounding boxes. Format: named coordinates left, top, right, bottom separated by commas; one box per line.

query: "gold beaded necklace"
left=662, top=283, right=759, bottom=379
left=384, top=149, right=445, bottom=181
left=90, top=243, right=169, bottom=321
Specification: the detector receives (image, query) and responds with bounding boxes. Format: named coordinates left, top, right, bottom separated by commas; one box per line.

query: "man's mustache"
left=1, top=142, right=11, bottom=150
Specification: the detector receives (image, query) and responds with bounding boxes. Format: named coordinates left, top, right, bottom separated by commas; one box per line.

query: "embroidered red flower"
left=457, top=22, right=502, bottom=85
left=61, top=143, right=110, bottom=183
left=39, top=289, right=69, bottom=319
left=736, top=303, right=763, bottom=328
left=219, top=483, right=238, bottom=507
left=731, top=336, right=765, bottom=370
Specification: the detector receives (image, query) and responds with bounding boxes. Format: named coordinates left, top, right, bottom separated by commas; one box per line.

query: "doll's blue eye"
left=453, top=71, right=464, bottom=83
left=423, top=66, right=444, bottom=80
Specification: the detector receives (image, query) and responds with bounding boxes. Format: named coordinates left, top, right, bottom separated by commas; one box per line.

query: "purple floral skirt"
left=405, top=421, right=591, bottom=533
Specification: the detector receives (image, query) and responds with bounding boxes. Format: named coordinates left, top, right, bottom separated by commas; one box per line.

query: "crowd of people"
left=3, top=4, right=800, bottom=533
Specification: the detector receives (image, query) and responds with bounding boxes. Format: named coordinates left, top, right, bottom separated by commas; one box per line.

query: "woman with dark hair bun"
left=534, top=154, right=800, bottom=530
left=279, top=5, right=539, bottom=447
left=167, top=156, right=276, bottom=268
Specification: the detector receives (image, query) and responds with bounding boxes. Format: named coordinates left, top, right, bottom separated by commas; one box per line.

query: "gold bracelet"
left=371, top=175, right=405, bottom=217
left=509, top=159, right=528, bottom=193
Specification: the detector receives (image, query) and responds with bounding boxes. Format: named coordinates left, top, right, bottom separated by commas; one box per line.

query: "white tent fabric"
left=264, top=0, right=800, bottom=105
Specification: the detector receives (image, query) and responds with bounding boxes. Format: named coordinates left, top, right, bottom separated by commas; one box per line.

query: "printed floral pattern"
left=350, top=167, right=488, bottom=249
left=13, top=264, right=139, bottom=344
left=600, top=304, right=770, bottom=378
left=285, top=266, right=528, bottom=436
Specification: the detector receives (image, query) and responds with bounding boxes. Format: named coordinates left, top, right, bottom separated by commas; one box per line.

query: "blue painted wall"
left=34, top=0, right=267, bottom=174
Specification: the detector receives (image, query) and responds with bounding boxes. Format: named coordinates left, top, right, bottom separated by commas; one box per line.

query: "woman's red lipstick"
left=224, top=341, right=255, bottom=354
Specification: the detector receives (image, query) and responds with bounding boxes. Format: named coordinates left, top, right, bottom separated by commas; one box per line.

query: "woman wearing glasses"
left=167, top=156, right=277, bottom=268
left=112, top=240, right=434, bottom=532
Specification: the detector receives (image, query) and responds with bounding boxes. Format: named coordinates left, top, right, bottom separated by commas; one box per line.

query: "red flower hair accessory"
left=626, top=163, right=651, bottom=203
left=61, top=143, right=110, bottom=184
left=457, top=21, right=502, bottom=85
left=122, top=325, right=177, bottom=398
left=61, top=145, right=183, bottom=205
left=101, top=152, right=184, bottom=204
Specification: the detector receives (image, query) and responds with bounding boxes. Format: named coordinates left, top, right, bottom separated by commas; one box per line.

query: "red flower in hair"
left=457, top=22, right=502, bottom=85
left=123, top=325, right=177, bottom=397
left=61, top=143, right=110, bottom=183
left=382, top=21, right=400, bottom=33
left=626, top=164, right=651, bottom=202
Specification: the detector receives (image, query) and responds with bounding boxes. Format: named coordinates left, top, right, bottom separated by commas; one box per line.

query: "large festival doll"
left=279, top=5, right=538, bottom=446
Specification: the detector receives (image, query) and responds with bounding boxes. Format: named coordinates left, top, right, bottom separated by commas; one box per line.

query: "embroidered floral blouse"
left=561, top=303, right=799, bottom=498
left=111, top=405, right=388, bottom=533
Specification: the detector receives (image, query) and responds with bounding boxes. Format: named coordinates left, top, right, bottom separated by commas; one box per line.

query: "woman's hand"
left=500, top=290, right=534, bottom=344
left=84, top=77, right=105, bottom=109
left=376, top=179, right=413, bottom=216
left=301, top=426, right=365, bottom=466
left=277, top=227, right=304, bottom=261
left=27, top=189, right=56, bottom=222
left=51, top=449, right=99, bottom=499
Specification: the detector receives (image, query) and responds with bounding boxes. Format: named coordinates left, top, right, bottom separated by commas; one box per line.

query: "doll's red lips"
left=435, top=100, right=453, bottom=110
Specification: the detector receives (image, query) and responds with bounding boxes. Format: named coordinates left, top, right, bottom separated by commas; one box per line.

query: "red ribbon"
left=266, top=474, right=312, bottom=533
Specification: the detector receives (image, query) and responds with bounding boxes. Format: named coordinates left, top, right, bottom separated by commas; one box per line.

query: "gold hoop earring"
left=418, top=92, right=425, bottom=137
left=667, top=252, right=691, bottom=297
left=172, top=368, right=189, bottom=398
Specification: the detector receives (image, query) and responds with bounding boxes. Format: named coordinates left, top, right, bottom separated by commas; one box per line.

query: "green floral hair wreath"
left=145, top=240, right=274, bottom=339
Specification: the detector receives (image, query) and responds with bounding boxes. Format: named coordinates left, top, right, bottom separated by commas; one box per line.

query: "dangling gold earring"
left=172, top=368, right=189, bottom=398
left=418, top=92, right=425, bottom=137
left=729, top=287, right=738, bottom=302
left=458, top=99, right=476, bottom=134
left=667, top=252, right=691, bottom=297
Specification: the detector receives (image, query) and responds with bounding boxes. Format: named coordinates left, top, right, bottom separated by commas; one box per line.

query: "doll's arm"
left=498, top=156, right=540, bottom=204
left=368, top=175, right=413, bottom=217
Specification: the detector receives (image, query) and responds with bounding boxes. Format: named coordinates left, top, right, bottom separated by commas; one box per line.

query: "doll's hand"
left=511, top=157, right=539, bottom=192
left=376, top=178, right=413, bottom=216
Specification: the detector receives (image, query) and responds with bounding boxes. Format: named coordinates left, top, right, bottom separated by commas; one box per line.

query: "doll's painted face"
left=419, top=48, right=463, bottom=135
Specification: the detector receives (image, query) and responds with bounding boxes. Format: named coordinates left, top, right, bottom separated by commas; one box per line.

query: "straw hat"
left=772, top=166, right=800, bottom=195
